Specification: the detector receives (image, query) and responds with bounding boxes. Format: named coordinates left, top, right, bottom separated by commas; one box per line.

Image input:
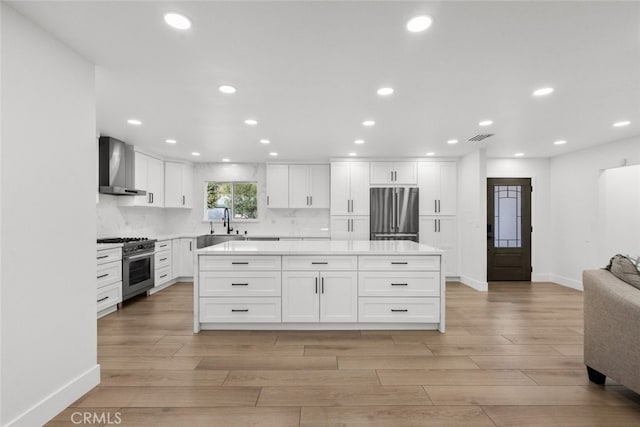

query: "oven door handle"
left=123, top=252, right=154, bottom=261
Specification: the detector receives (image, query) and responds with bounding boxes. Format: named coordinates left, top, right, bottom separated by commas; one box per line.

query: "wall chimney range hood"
left=98, top=136, right=146, bottom=196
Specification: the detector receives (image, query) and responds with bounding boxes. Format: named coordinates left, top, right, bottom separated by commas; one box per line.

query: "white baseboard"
left=6, top=365, right=100, bottom=427
left=460, top=275, right=488, bottom=291
left=532, top=273, right=552, bottom=282
left=550, top=274, right=583, bottom=291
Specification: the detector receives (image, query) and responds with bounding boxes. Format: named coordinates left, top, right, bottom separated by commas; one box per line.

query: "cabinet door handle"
left=160, top=244, right=167, bottom=248
left=390, top=171, right=393, bottom=181
left=391, top=309, right=408, bottom=312
left=232, top=283, right=249, bottom=286
left=435, top=220, right=437, bottom=232
left=438, top=219, right=441, bottom=232
left=232, top=262, right=249, bottom=265
left=310, top=195, right=312, bottom=206
left=148, top=193, right=152, bottom=204
left=391, top=262, right=408, bottom=265
left=182, top=195, right=185, bottom=205
left=97, top=255, right=109, bottom=260
left=315, top=277, right=318, bottom=294
left=311, top=262, right=328, bottom=265
left=438, top=199, right=441, bottom=213
left=97, top=273, right=109, bottom=279
left=349, top=218, right=352, bottom=232
left=189, top=241, right=192, bottom=251
left=97, top=296, right=109, bottom=302
left=391, top=283, right=408, bottom=286
left=160, top=274, right=167, bottom=279
left=321, top=277, right=324, bottom=294
left=231, top=309, right=249, bottom=312
left=267, top=195, right=270, bottom=206
left=160, top=258, right=167, bottom=261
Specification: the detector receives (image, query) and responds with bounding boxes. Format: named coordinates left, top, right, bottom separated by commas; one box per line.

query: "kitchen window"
left=205, top=182, right=258, bottom=221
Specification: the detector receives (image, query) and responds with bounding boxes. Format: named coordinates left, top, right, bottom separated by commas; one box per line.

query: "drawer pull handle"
left=391, top=283, right=408, bottom=286
left=97, top=255, right=109, bottom=259
left=391, top=262, right=408, bottom=265
left=97, top=273, right=109, bottom=279
left=160, top=244, right=168, bottom=248
left=311, top=262, right=328, bottom=265
left=160, top=257, right=168, bottom=261
left=391, top=309, right=408, bottom=312
left=232, top=309, right=249, bottom=312
left=97, top=296, right=109, bottom=302
left=160, top=274, right=168, bottom=278
left=232, top=262, right=249, bottom=265
left=232, top=283, right=249, bottom=286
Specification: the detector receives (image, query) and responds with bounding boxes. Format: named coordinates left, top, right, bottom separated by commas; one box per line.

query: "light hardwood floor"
left=48, top=282, right=640, bottom=426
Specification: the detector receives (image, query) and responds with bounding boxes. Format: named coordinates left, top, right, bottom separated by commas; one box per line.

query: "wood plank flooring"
left=48, top=281, right=640, bottom=426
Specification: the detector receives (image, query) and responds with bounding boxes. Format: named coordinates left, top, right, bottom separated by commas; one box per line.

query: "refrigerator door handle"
left=394, top=191, right=399, bottom=232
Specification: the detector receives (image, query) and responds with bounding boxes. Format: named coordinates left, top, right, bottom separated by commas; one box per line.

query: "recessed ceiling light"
left=406, top=15, right=433, bottom=33
left=222, top=158, right=230, bottom=162
left=127, top=119, right=142, bottom=125
left=260, top=139, right=270, bottom=144
left=447, top=139, right=458, bottom=145
left=362, top=120, right=375, bottom=127
left=163, top=13, right=191, bottom=30
left=165, top=139, right=177, bottom=144
left=191, top=152, right=200, bottom=156
left=553, top=140, right=567, bottom=145
left=426, top=152, right=435, bottom=156
left=354, top=139, right=365, bottom=144
left=218, top=85, right=237, bottom=94
left=349, top=152, right=357, bottom=156
left=533, top=87, right=554, bottom=97
left=377, top=87, right=394, bottom=96
left=269, top=152, right=278, bottom=156
left=244, top=119, right=258, bottom=126
left=514, top=152, right=525, bottom=157
left=479, top=120, right=493, bottom=126
left=613, top=120, right=630, bottom=127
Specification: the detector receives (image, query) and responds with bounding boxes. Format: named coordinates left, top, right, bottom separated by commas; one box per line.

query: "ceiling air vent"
left=468, top=133, right=494, bottom=142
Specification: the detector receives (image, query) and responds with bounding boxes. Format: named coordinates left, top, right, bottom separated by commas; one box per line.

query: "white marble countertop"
left=96, top=243, right=123, bottom=251
left=197, top=240, right=443, bottom=255
left=153, top=233, right=331, bottom=241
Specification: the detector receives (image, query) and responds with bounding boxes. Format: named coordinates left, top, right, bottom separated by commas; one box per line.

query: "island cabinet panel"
left=200, top=271, right=282, bottom=297
left=358, top=255, right=440, bottom=271
left=282, top=256, right=357, bottom=271
left=199, top=297, right=281, bottom=323
left=359, top=297, right=440, bottom=323
left=319, top=271, right=358, bottom=323
left=358, top=271, right=440, bottom=297
left=200, top=255, right=281, bottom=271
left=282, top=271, right=320, bottom=322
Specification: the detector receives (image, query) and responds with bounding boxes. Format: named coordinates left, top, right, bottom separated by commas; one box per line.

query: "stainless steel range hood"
left=98, top=136, right=146, bottom=196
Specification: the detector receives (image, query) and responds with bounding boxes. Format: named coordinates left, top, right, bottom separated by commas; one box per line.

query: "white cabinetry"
left=418, top=162, right=456, bottom=215
left=154, top=240, right=173, bottom=288
left=289, top=165, right=330, bottom=208
left=419, top=217, right=458, bottom=277
left=370, top=162, right=417, bottom=185
left=164, top=162, right=193, bottom=208
left=266, top=164, right=289, bottom=208
left=330, top=216, right=370, bottom=241
left=132, top=152, right=164, bottom=207
left=96, top=246, right=122, bottom=318
left=282, top=258, right=358, bottom=323
left=173, top=237, right=195, bottom=278
left=330, top=162, right=370, bottom=215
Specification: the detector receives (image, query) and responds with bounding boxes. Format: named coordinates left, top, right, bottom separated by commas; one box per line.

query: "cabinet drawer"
left=358, top=271, right=440, bottom=297
left=97, top=261, right=122, bottom=288
left=283, top=256, right=357, bottom=271
left=155, top=266, right=172, bottom=286
left=155, top=250, right=172, bottom=269
left=96, top=247, right=121, bottom=265
left=200, top=271, right=281, bottom=297
left=358, top=255, right=440, bottom=271
left=200, top=256, right=281, bottom=271
left=155, top=240, right=172, bottom=252
left=97, top=282, right=122, bottom=312
left=199, top=297, right=281, bottom=323
left=359, top=297, right=440, bottom=323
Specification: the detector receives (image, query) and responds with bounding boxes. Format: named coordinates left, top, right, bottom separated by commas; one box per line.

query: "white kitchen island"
left=194, top=240, right=445, bottom=332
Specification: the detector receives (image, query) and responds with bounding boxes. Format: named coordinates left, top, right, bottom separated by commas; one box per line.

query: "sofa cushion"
left=605, top=254, right=640, bottom=289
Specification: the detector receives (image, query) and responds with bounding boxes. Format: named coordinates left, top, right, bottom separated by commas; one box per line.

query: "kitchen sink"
left=196, top=234, right=245, bottom=249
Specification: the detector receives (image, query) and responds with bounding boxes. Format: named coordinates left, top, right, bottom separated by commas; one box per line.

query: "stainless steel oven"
left=123, top=246, right=155, bottom=300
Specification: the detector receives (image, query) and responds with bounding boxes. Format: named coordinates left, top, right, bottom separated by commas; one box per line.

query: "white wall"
left=1, top=5, right=98, bottom=426
left=550, top=135, right=640, bottom=289
left=458, top=149, right=488, bottom=290
left=487, top=158, right=552, bottom=281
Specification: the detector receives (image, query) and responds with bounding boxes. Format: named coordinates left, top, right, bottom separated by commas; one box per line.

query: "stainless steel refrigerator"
left=370, top=187, right=419, bottom=242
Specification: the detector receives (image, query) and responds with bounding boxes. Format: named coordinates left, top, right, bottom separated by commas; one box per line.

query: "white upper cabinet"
left=165, top=162, right=193, bottom=208
left=266, top=164, right=289, bottom=208
left=418, top=162, right=457, bottom=215
left=370, top=162, right=417, bottom=185
left=268, top=164, right=330, bottom=209
left=132, top=152, right=164, bottom=207
left=330, top=162, right=370, bottom=215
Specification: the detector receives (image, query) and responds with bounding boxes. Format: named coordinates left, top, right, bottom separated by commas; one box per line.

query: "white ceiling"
left=10, top=1, right=640, bottom=163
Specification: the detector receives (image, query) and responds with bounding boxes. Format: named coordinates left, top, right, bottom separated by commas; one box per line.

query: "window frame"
left=202, top=180, right=259, bottom=222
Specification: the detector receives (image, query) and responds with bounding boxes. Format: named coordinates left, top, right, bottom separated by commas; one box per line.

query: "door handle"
left=97, top=296, right=109, bottom=302
left=267, top=195, right=270, bottom=206
left=391, top=262, right=408, bottom=265
left=391, top=309, right=408, bottom=312
left=312, top=262, right=328, bottom=265
left=148, top=193, right=152, bottom=204
left=231, top=309, right=249, bottom=312
left=232, top=262, right=249, bottom=265
left=390, top=171, right=393, bottom=182
left=391, top=283, right=408, bottom=286
left=321, top=277, right=324, bottom=294
left=189, top=241, right=192, bottom=251
left=97, top=273, right=109, bottom=279
left=435, top=200, right=437, bottom=213
left=438, top=199, right=441, bottom=213
left=315, top=277, right=318, bottom=294
left=310, top=195, right=312, bottom=206
left=182, top=195, right=185, bottom=205
left=232, top=283, right=249, bottom=286
left=97, top=255, right=109, bottom=260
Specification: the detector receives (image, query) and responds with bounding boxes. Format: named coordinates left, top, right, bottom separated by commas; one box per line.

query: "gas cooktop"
left=97, top=237, right=150, bottom=244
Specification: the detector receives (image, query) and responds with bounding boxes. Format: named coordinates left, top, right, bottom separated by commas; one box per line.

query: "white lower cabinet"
left=199, top=297, right=281, bottom=323
left=359, top=297, right=440, bottom=323
left=175, top=238, right=196, bottom=278
left=96, top=246, right=122, bottom=318
left=282, top=270, right=358, bottom=323
left=154, top=240, right=173, bottom=288
left=419, top=216, right=458, bottom=277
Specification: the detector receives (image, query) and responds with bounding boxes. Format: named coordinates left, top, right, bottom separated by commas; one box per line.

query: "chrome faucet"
left=209, top=221, right=214, bottom=234
left=223, top=207, right=233, bottom=235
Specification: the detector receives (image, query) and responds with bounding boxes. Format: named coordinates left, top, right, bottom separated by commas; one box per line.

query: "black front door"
left=487, top=178, right=532, bottom=281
